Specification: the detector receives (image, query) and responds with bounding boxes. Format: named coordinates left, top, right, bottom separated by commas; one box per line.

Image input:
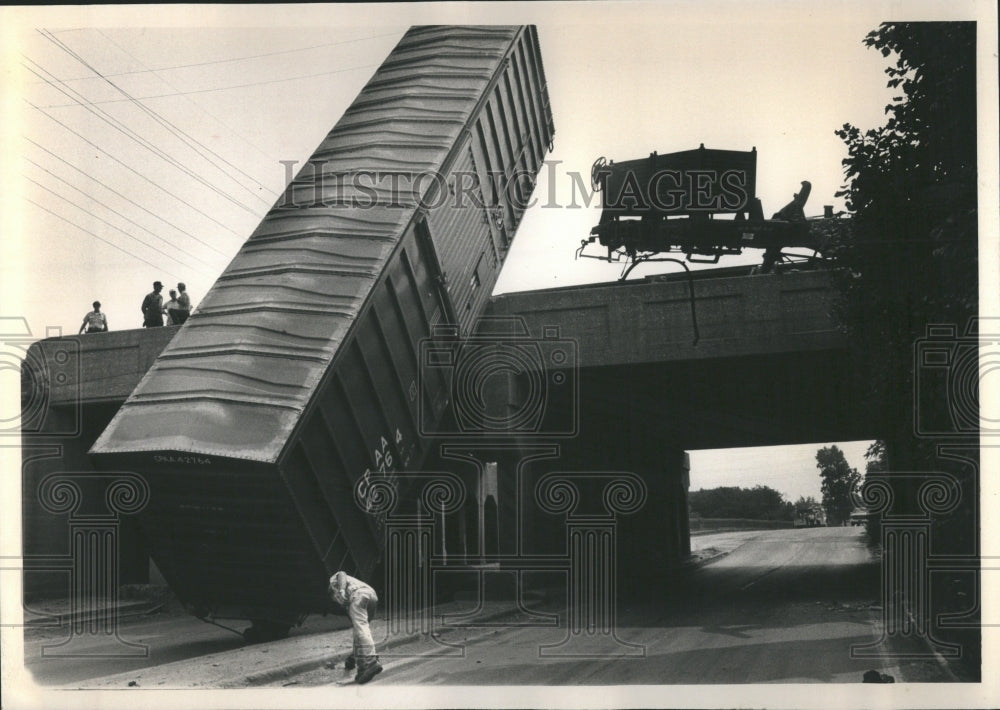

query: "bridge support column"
left=536, top=472, right=647, bottom=658
left=680, top=452, right=691, bottom=558
left=613, top=445, right=691, bottom=601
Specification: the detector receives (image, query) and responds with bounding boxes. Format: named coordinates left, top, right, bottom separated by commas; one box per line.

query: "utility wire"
left=24, top=158, right=217, bottom=276
left=43, top=31, right=401, bottom=82
left=24, top=136, right=232, bottom=259
left=36, top=61, right=380, bottom=108
left=24, top=175, right=210, bottom=277
left=42, top=28, right=276, bottom=204
left=26, top=197, right=184, bottom=279
left=27, top=98, right=241, bottom=252
left=95, top=28, right=283, bottom=174
left=24, top=55, right=264, bottom=217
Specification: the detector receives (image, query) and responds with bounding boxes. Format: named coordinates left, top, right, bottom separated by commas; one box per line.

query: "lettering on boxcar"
left=358, top=428, right=406, bottom=514
left=153, top=454, right=212, bottom=466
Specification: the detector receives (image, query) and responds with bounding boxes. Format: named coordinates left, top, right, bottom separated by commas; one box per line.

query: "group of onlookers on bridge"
left=78, top=280, right=194, bottom=334
left=142, top=280, right=192, bottom=327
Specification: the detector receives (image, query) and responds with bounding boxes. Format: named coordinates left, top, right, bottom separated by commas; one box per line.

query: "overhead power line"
left=27, top=97, right=242, bottom=252
left=25, top=173, right=206, bottom=277
left=40, top=29, right=277, bottom=204
left=24, top=158, right=217, bottom=277
left=41, top=31, right=402, bottom=83
left=26, top=197, right=185, bottom=279
left=35, top=61, right=380, bottom=108
left=94, top=29, right=283, bottom=172
left=24, top=54, right=265, bottom=218
left=24, top=136, right=234, bottom=260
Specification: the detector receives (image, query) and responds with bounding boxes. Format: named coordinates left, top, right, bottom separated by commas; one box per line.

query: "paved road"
left=282, top=526, right=952, bottom=685
left=18, top=526, right=960, bottom=688
left=20, top=600, right=351, bottom=686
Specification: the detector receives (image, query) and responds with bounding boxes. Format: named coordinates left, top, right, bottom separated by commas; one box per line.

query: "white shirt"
left=328, top=571, right=375, bottom=607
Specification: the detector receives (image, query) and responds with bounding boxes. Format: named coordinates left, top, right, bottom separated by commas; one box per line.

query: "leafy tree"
left=860, top=440, right=888, bottom=539
left=830, top=23, right=977, bottom=471
left=829, top=24, right=979, bottom=672
left=864, top=440, right=888, bottom=475
left=793, top=495, right=821, bottom=513
left=816, top=445, right=861, bottom=525
left=689, top=485, right=794, bottom=521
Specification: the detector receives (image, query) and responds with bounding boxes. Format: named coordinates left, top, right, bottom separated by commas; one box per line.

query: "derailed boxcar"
left=89, top=25, right=554, bottom=635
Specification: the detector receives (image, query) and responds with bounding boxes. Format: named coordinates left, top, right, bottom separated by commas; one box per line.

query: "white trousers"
left=348, top=589, right=378, bottom=659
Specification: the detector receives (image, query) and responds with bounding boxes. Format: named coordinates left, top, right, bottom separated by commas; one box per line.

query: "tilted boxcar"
left=89, top=25, right=554, bottom=636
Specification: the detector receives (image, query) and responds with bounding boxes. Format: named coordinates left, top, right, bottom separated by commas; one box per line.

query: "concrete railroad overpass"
left=489, top=265, right=878, bottom=450
left=22, top=266, right=880, bottom=600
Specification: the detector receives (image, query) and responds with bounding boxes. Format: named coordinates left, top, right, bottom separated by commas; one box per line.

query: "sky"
left=0, top=2, right=995, bottom=505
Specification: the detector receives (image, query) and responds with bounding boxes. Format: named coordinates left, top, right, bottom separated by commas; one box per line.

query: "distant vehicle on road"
left=849, top=510, right=869, bottom=527
left=794, top=504, right=826, bottom=528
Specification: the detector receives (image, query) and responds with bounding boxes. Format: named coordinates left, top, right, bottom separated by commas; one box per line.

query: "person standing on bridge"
left=174, top=282, right=192, bottom=324
left=78, top=301, right=108, bottom=333
left=162, top=290, right=181, bottom=325
left=141, top=281, right=164, bottom=327
left=328, top=571, right=382, bottom=684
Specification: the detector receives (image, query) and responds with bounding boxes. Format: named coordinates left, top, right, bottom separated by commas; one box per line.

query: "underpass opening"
left=681, top=440, right=880, bottom=606
left=687, top=440, right=875, bottom=537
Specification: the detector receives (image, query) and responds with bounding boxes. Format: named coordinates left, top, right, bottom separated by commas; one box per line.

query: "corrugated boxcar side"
left=280, top=220, right=453, bottom=580
left=424, top=28, right=553, bottom=334
left=90, top=25, right=554, bottom=622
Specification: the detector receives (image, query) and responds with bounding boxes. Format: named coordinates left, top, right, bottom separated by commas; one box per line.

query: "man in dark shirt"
left=141, top=281, right=164, bottom=327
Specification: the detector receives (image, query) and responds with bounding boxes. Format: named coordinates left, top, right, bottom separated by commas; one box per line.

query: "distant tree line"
left=688, top=485, right=794, bottom=522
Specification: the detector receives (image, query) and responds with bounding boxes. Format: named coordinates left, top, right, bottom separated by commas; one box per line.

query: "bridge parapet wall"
left=26, top=327, right=178, bottom=408
left=487, top=270, right=845, bottom=366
